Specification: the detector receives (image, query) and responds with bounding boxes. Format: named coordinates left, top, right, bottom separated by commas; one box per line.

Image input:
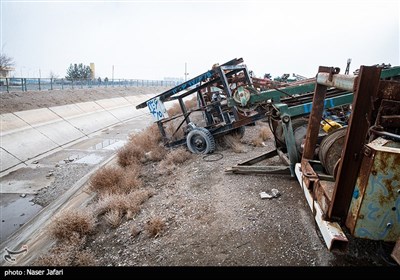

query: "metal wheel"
left=318, top=127, right=347, bottom=175
left=186, top=127, right=215, bottom=154
left=275, top=118, right=308, bottom=148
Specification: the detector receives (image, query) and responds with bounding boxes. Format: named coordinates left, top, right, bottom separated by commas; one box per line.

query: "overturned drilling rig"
left=137, top=58, right=400, bottom=261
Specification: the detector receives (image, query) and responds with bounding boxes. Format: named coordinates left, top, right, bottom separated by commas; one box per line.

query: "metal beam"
left=328, top=66, right=382, bottom=219
left=301, top=66, right=330, bottom=162
left=295, top=163, right=348, bottom=250
left=136, top=58, right=243, bottom=109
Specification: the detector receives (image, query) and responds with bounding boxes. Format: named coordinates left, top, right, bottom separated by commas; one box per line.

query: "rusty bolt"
left=372, top=170, right=377, bottom=176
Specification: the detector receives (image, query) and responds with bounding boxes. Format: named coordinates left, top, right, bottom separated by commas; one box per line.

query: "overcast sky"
left=1, top=0, right=399, bottom=80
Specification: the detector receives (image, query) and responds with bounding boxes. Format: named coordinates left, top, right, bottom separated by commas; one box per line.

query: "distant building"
left=90, top=63, right=95, bottom=80
left=0, top=67, right=14, bottom=78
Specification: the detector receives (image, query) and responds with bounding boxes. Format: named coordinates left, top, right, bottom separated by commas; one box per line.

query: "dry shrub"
left=184, top=97, right=198, bottom=110
left=117, top=142, right=142, bottom=167
left=145, top=217, right=165, bottom=237
left=128, top=189, right=153, bottom=206
left=119, top=165, right=142, bottom=192
left=118, top=124, right=166, bottom=165
left=251, top=137, right=265, bottom=147
left=259, top=126, right=271, bottom=141
left=74, top=250, right=97, bottom=266
left=95, top=189, right=152, bottom=219
left=90, top=164, right=142, bottom=195
left=89, top=166, right=123, bottom=194
left=223, top=135, right=245, bottom=153
left=167, top=97, right=197, bottom=117
left=104, top=210, right=122, bottom=228
left=35, top=233, right=96, bottom=266
left=49, top=209, right=96, bottom=241
left=167, top=103, right=182, bottom=117
left=145, top=144, right=168, bottom=162
left=95, top=193, right=127, bottom=215
left=165, top=121, right=184, bottom=141
left=161, top=147, right=192, bottom=166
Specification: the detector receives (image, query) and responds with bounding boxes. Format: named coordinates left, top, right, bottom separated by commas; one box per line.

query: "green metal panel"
left=347, top=138, right=400, bottom=241
left=287, top=93, right=354, bottom=117
left=253, top=83, right=316, bottom=104
left=228, top=66, right=399, bottom=109
left=380, top=66, right=400, bottom=79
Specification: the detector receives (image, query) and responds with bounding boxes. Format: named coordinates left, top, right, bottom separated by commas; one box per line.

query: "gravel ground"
left=84, top=125, right=395, bottom=266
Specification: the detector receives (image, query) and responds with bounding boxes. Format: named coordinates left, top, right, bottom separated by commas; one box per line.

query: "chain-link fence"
left=0, top=78, right=180, bottom=92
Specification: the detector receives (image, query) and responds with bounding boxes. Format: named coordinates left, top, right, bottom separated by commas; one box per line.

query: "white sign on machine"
left=147, top=97, right=169, bottom=122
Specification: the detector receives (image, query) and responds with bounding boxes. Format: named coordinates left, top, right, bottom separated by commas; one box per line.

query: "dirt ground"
left=1, top=87, right=396, bottom=266
left=0, top=86, right=170, bottom=114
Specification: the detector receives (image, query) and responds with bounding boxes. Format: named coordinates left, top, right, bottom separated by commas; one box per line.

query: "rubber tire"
left=230, top=126, right=246, bottom=139
left=186, top=127, right=216, bottom=154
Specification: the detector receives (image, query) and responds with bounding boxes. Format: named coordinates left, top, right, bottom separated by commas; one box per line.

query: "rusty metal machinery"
left=136, top=58, right=400, bottom=258
left=295, top=65, right=400, bottom=253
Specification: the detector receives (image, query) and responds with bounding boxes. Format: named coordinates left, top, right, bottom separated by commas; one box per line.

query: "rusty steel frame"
left=294, top=163, right=348, bottom=250
left=329, top=66, right=382, bottom=219
left=297, top=65, right=384, bottom=250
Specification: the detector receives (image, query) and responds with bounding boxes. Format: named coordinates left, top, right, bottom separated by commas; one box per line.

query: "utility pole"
left=184, top=62, right=189, bottom=81
left=112, top=65, right=114, bottom=82
left=345, top=58, right=351, bottom=75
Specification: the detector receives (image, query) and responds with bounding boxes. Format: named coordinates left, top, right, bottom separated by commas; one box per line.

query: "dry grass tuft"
left=145, top=217, right=165, bottom=237
left=95, top=193, right=127, bottom=215
left=167, top=102, right=182, bottom=117
left=35, top=234, right=96, bottom=266
left=74, top=250, right=97, bottom=266
left=251, top=137, right=265, bottom=147
left=89, top=166, right=123, bottom=194
left=259, top=126, right=271, bottom=141
left=104, top=209, right=122, bottom=228
left=165, top=121, right=184, bottom=141
left=117, top=143, right=142, bottom=167
left=118, top=124, right=166, bottom=165
left=167, top=97, right=198, bottom=117
left=159, top=147, right=192, bottom=168
left=223, top=135, right=245, bottom=153
left=119, top=166, right=142, bottom=192
left=184, top=97, right=198, bottom=110
left=49, top=209, right=96, bottom=241
left=95, top=189, right=152, bottom=221
left=127, top=189, right=153, bottom=206
left=90, top=164, right=142, bottom=195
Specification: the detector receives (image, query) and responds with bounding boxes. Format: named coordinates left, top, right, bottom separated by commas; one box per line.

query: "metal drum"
left=318, top=127, right=347, bottom=176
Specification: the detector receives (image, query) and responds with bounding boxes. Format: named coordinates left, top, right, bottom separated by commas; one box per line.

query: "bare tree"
left=0, top=53, right=14, bottom=69
left=49, top=71, right=59, bottom=79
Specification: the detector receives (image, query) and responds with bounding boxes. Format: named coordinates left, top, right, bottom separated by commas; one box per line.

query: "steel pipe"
left=316, top=73, right=358, bottom=92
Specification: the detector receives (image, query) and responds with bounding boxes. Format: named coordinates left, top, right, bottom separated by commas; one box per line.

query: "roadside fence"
left=0, top=78, right=180, bottom=93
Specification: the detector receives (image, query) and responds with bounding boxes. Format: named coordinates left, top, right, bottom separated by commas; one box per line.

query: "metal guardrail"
left=0, top=78, right=180, bottom=93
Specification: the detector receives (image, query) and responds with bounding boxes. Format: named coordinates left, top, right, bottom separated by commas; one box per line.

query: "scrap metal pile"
left=137, top=58, right=400, bottom=262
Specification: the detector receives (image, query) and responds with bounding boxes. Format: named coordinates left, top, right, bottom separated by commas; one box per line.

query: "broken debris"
left=260, top=188, right=281, bottom=199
